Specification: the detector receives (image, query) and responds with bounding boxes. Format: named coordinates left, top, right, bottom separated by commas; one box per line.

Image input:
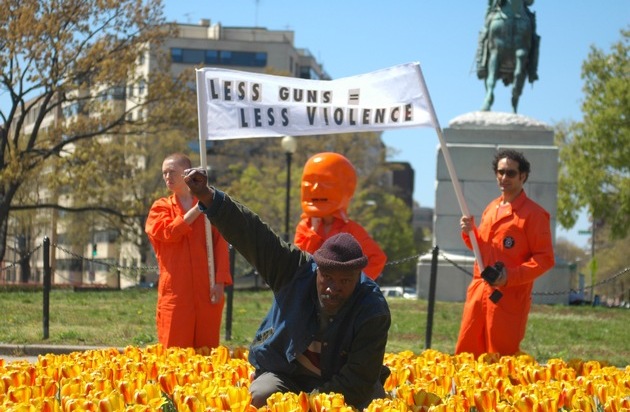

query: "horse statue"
left=476, top=0, right=540, bottom=113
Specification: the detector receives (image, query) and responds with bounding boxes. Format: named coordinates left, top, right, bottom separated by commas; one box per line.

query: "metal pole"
left=591, top=220, right=596, bottom=301
left=43, top=236, right=51, bottom=339
left=225, top=245, right=235, bottom=341
left=284, top=152, right=292, bottom=242
left=425, top=245, right=439, bottom=349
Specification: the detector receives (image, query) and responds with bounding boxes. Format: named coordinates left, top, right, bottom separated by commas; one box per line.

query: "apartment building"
left=168, top=19, right=330, bottom=80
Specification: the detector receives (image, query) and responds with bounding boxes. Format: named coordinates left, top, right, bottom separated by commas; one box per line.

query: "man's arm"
left=184, top=168, right=309, bottom=290
left=145, top=198, right=191, bottom=243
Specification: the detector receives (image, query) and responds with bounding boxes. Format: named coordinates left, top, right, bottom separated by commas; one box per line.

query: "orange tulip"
left=158, top=371, right=177, bottom=395
left=473, top=388, right=499, bottom=411
left=232, top=346, right=249, bottom=360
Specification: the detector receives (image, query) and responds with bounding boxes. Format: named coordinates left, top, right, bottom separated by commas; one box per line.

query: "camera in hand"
left=481, top=261, right=504, bottom=284
left=481, top=262, right=504, bottom=303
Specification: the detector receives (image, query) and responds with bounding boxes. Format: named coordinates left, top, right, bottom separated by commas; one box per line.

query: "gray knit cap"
left=313, top=233, right=368, bottom=271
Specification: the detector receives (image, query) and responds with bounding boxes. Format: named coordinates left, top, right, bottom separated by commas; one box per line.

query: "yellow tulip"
left=8, top=385, right=32, bottom=404
left=4, top=346, right=630, bottom=411
left=410, top=388, right=442, bottom=409
left=5, top=403, right=38, bottom=412
left=571, top=392, right=595, bottom=412
left=512, top=393, right=538, bottom=411
left=365, top=397, right=407, bottom=412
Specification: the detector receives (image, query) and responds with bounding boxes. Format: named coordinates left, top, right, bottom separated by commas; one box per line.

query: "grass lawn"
left=0, top=288, right=628, bottom=367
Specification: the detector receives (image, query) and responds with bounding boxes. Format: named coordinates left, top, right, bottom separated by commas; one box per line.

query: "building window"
left=170, top=48, right=267, bottom=67
left=63, top=102, right=81, bottom=118
left=182, top=49, right=205, bottom=64
left=253, top=52, right=267, bottom=66
left=221, top=51, right=267, bottom=67
left=112, top=86, right=126, bottom=100
left=56, top=258, right=83, bottom=271
left=171, top=48, right=183, bottom=63
left=205, top=50, right=219, bottom=64
left=94, top=229, right=119, bottom=243
left=299, top=66, right=321, bottom=80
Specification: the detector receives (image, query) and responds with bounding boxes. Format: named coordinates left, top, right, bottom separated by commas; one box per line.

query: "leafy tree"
left=0, top=0, right=188, bottom=263
left=350, top=188, right=417, bottom=285
left=555, top=28, right=630, bottom=301
left=554, top=237, right=589, bottom=291
left=556, top=28, right=630, bottom=240
left=554, top=238, right=588, bottom=268
left=588, top=225, right=629, bottom=302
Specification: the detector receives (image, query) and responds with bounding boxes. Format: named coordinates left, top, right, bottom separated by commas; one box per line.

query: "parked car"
left=380, top=286, right=417, bottom=300
left=402, top=287, right=418, bottom=300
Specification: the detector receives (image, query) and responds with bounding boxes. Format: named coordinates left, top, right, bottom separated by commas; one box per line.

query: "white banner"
left=196, top=62, right=435, bottom=140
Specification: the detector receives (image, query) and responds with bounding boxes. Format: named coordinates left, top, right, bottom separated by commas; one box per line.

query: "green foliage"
left=226, top=163, right=288, bottom=234
left=160, top=394, right=177, bottom=412
left=556, top=28, right=630, bottom=239
left=350, top=189, right=418, bottom=284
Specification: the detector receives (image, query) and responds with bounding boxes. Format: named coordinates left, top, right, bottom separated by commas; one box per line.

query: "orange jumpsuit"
left=455, top=190, right=554, bottom=357
left=294, top=217, right=387, bottom=280
left=145, top=194, right=231, bottom=349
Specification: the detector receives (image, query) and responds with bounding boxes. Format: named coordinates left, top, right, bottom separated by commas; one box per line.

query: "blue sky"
left=171, top=1, right=626, bottom=248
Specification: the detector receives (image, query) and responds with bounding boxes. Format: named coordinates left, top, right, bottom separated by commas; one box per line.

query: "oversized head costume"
left=301, top=152, right=357, bottom=221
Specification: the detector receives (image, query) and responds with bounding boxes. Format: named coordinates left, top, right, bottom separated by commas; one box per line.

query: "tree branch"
left=10, top=203, right=140, bottom=219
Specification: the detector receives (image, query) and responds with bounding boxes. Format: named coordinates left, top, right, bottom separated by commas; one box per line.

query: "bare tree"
left=0, top=0, right=187, bottom=262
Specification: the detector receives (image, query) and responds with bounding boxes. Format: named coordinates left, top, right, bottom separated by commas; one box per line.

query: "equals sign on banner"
left=348, top=89, right=360, bottom=105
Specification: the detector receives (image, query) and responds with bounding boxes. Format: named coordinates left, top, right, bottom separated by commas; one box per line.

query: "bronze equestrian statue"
left=477, top=0, right=540, bottom=113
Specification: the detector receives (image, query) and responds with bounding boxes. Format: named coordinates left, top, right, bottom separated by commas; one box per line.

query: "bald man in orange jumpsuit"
left=455, top=149, right=554, bottom=357
left=294, top=152, right=386, bottom=280
left=146, top=153, right=231, bottom=349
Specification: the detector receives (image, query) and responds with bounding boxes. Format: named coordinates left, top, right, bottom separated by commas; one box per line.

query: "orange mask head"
left=301, top=152, right=357, bottom=218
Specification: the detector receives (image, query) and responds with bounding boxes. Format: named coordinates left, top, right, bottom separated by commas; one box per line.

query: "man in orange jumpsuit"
left=455, top=149, right=554, bottom=357
left=294, top=152, right=386, bottom=280
left=145, top=153, right=232, bottom=349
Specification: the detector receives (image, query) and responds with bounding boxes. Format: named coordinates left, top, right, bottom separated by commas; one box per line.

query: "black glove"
left=481, top=262, right=504, bottom=303
left=481, top=261, right=504, bottom=285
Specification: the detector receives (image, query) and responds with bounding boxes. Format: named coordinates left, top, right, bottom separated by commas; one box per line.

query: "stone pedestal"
left=416, top=112, right=571, bottom=305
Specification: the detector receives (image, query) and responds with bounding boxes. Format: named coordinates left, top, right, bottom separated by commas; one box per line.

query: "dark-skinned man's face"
left=316, top=267, right=360, bottom=315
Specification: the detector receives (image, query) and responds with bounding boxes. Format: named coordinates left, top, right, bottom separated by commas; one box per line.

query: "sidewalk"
left=0, top=343, right=123, bottom=356
left=0, top=343, right=124, bottom=363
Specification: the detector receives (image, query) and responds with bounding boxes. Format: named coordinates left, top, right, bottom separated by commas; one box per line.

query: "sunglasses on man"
left=496, top=169, right=519, bottom=178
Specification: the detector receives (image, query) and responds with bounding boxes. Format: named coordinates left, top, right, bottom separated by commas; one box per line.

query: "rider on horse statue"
left=476, top=0, right=541, bottom=112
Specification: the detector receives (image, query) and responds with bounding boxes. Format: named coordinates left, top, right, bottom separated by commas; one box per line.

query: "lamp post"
left=281, top=135, right=297, bottom=242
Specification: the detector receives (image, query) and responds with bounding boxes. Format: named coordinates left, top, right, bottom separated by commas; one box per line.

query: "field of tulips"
left=1, top=344, right=629, bottom=411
